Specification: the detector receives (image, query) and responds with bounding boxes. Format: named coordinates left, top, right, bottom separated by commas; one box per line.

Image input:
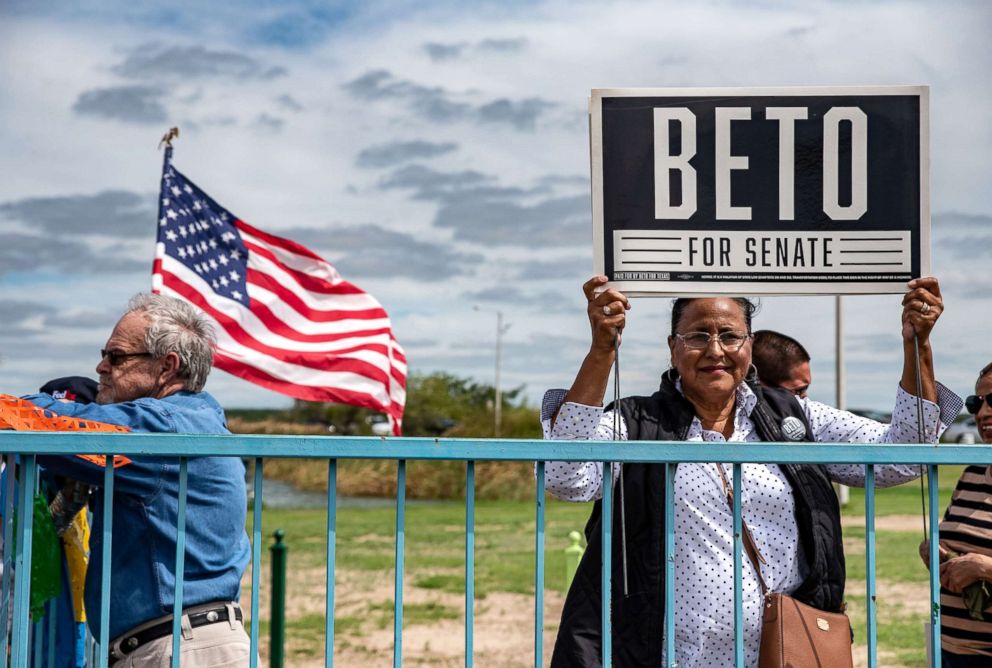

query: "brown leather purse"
left=715, top=465, right=853, bottom=668
left=759, top=591, right=853, bottom=668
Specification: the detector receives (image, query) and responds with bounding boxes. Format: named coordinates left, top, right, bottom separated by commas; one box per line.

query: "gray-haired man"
left=27, top=293, right=251, bottom=666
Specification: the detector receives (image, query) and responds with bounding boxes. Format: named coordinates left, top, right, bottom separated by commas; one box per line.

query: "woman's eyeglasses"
left=675, top=331, right=751, bottom=351
left=100, top=349, right=153, bottom=366
left=965, top=393, right=992, bottom=415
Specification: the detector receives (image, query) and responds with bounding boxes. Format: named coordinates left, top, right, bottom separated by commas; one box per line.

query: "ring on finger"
left=920, top=302, right=931, bottom=314
left=602, top=305, right=612, bottom=316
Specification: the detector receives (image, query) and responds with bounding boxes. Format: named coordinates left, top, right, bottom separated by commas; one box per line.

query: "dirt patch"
left=846, top=579, right=932, bottom=617
left=245, top=567, right=932, bottom=666
left=847, top=580, right=931, bottom=668
left=243, top=566, right=565, bottom=667
left=852, top=646, right=908, bottom=668
left=337, top=587, right=564, bottom=667
left=842, top=514, right=929, bottom=533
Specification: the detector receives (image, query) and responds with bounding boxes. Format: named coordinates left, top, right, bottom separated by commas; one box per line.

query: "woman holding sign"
left=542, top=275, right=961, bottom=668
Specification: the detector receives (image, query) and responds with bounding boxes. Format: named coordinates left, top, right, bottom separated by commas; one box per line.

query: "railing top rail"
left=1, top=431, right=988, bottom=465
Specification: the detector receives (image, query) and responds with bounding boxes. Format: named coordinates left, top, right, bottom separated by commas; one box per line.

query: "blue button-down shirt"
left=27, top=391, right=250, bottom=642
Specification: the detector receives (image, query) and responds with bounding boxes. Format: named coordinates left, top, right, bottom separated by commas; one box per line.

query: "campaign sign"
left=590, top=86, right=929, bottom=295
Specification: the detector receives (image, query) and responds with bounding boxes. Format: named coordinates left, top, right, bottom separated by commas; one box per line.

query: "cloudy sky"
left=0, top=0, right=989, bottom=414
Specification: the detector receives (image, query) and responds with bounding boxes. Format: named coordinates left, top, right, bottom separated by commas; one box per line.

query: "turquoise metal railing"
left=1, top=431, right=988, bottom=668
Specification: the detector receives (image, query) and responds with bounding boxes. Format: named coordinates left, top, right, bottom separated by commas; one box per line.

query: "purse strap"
left=714, top=464, right=770, bottom=596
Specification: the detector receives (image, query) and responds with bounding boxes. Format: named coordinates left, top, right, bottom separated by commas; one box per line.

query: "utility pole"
left=493, top=310, right=512, bottom=437
left=475, top=307, right=511, bottom=437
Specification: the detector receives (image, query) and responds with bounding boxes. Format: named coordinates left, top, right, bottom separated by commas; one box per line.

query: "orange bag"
left=0, top=394, right=132, bottom=467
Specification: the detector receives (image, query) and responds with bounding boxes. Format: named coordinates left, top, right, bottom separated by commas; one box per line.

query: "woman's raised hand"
left=559, top=276, right=631, bottom=408
left=583, top=275, right=630, bottom=353
left=901, top=276, right=943, bottom=344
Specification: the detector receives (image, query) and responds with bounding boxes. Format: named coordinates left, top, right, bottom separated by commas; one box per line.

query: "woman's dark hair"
left=670, top=297, right=758, bottom=336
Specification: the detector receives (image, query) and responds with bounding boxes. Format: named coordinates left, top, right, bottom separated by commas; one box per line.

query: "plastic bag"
left=29, top=491, right=62, bottom=618
left=963, top=580, right=990, bottom=621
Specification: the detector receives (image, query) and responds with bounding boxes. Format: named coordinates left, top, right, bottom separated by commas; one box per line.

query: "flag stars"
left=165, top=230, right=178, bottom=242
left=167, top=209, right=179, bottom=220
left=211, top=279, right=220, bottom=290
left=183, top=184, right=193, bottom=194
left=221, top=232, right=236, bottom=243
left=229, top=270, right=240, bottom=281
left=231, top=290, right=243, bottom=301
left=209, top=258, right=219, bottom=270
left=185, top=244, right=195, bottom=256
left=178, top=225, right=188, bottom=238
left=159, top=216, right=167, bottom=227
left=218, top=255, right=229, bottom=266
left=219, top=276, right=230, bottom=287
left=208, top=239, right=218, bottom=250
left=177, top=247, right=188, bottom=259
left=171, top=186, right=181, bottom=197
left=230, top=249, right=242, bottom=260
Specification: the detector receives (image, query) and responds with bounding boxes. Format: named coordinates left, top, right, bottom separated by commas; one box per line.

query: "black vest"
left=549, top=376, right=846, bottom=668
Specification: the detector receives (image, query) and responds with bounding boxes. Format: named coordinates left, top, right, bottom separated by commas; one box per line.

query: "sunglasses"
left=101, top=349, right=153, bottom=366
left=965, top=393, right=992, bottom=415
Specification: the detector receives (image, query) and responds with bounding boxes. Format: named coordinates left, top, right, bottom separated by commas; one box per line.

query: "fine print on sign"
left=589, top=86, right=930, bottom=296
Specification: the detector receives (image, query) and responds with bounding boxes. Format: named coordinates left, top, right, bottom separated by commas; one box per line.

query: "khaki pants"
left=110, top=603, right=251, bottom=668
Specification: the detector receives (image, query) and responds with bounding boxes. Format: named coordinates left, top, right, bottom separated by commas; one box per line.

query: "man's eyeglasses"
left=965, top=393, right=992, bottom=415
left=675, top=331, right=751, bottom=351
left=100, top=349, right=153, bottom=366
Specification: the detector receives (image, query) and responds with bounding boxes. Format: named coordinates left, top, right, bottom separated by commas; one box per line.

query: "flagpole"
left=153, top=128, right=180, bottom=292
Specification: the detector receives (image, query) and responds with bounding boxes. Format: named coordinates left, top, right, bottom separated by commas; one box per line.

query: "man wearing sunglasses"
left=23, top=293, right=251, bottom=667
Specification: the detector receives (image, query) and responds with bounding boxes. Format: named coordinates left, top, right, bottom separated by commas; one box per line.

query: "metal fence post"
left=270, top=529, right=287, bottom=668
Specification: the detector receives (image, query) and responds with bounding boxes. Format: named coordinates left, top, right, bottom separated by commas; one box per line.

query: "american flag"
left=151, top=147, right=407, bottom=434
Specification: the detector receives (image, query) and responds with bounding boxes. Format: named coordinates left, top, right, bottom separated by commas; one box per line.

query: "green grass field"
left=246, top=466, right=966, bottom=666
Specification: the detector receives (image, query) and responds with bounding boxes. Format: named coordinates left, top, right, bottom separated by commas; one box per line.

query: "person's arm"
left=918, top=539, right=952, bottom=570
left=542, top=276, right=630, bottom=500
left=540, top=389, right=625, bottom=502
left=898, top=276, right=942, bottom=401
left=811, top=276, right=962, bottom=486
left=21, top=393, right=177, bottom=433
left=940, top=553, right=992, bottom=593
left=812, top=386, right=961, bottom=487
left=22, top=393, right=173, bottom=493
